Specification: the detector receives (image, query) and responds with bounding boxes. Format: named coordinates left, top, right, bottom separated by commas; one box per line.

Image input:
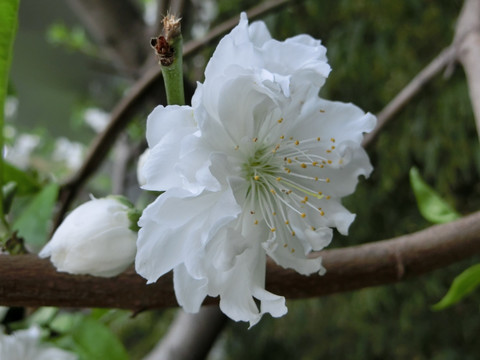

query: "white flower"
left=0, top=326, right=77, bottom=360
left=136, top=13, right=376, bottom=326
left=39, top=197, right=137, bottom=277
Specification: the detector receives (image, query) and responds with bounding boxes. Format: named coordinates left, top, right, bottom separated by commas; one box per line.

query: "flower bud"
left=39, top=197, right=137, bottom=277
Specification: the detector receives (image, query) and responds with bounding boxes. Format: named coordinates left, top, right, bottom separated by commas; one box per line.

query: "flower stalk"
left=151, top=14, right=185, bottom=106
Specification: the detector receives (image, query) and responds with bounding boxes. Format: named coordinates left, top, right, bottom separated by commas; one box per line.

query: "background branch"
left=3, top=211, right=480, bottom=309
left=454, top=0, right=480, bottom=139
left=143, top=307, right=227, bottom=360
left=362, top=46, right=456, bottom=148
left=67, top=0, right=148, bottom=76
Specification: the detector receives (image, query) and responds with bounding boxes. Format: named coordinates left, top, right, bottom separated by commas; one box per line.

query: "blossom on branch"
left=40, top=197, right=137, bottom=277
left=136, top=13, right=376, bottom=326
left=0, top=326, right=77, bottom=360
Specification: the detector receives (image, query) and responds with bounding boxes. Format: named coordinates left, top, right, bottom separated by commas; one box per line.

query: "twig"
left=54, top=0, right=294, bottom=228
left=362, top=46, right=456, bottom=148
left=67, top=0, right=148, bottom=75
left=454, top=0, right=480, bottom=139
left=3, top=210, right=480, bottom=309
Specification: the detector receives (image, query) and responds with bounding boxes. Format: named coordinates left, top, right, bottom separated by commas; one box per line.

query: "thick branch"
left=2, top=211, right=480, bottom=309
left=455, top=0, right=480, bottom=139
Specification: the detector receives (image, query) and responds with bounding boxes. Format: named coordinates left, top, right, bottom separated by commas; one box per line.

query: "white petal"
left=136, top=188, right=241, bottom=283
left=173, top=264, right=208, bottom=313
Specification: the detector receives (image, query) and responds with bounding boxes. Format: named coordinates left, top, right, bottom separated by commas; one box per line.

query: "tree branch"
left=454, top=0, right=480, bottom=139
left=362, top=46, right=456, bottom=148
left=2, top=211, right=480, bottom=309
left=143, top=307, right=227, bottom=360
left=67, top=0, right=148, bottom=75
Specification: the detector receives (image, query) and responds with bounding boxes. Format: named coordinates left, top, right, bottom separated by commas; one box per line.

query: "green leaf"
left=71, top=317, right=129, bottom=360
left=0, top=0, right=20, bottom=218
left=409, top=167, right=460, bottom=224
left=432, top=263, right=480, bottom=310
left=12, top=183, right=59, bottom=251
left=4, top=161, right=41, bottom=195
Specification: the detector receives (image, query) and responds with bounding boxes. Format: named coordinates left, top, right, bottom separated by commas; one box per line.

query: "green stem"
left=0, top=0, right=20, bottom=236
left=161, top=35, right=185, bottom=106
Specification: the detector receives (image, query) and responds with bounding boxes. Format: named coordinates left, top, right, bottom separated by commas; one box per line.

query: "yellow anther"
left=312, top=161, right=318, bottom=166
left=234, top=145, right=239, bottom=150
left=326, top=178, right=330, bottom=183
left=278, top=118, right=283, bottom=123
left=285, top=168, right=291, bottom=173
left=320, top=109, right=325, bottom=113
left=326, top=195, right=331, bottom=200
left=301, top=213, right=306, bottom=218
left=301, top=163, right=307, bottom=168
left=326, top=149, right=332, bottom=153
left=276, top=177, right=282, bottom=181
left=271, top=228, right=276, bottom=232
left=311, top=226, right=316, bottom=231
left=280, top=135, right=285, bottom=139
left=291, top=248, right=295, bottom=253
left=285, top=220, right=289, bottom=225
left=315, top=176, right=319, bottom=181
left=320, top=210, right=325, bottom=216
left=283, top=243, right=288, bottom=248
left=252, top=137, right=258, bottom=142
left=303, top=196, right=308, bottom=202
left=289, top=136, right=294, bottom=140
left=294, top=140, right=300, bottom=146
left=317, top=137, right=321, bottom=141
left=330, top=137, right=335, bottom=142
left=320, top=164, right=324, bottom=168
left=254, top=175, right=260, bottom=181
left=318, top=191, right=323, bottom=195
left=272, top=212, right=276, bottom=216
left=254, top=219, right=259, bottom=225
left=291, top=231, right=296, bottom=236
left=331, top=145, right=336, bottom=150
left=287, top=158, right=292, bottom=164
left=327, top=160, right=332, bottom=164
left=270, top=189, right=276, bottom=195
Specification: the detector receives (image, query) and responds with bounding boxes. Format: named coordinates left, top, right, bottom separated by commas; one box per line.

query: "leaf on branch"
left=409, top=167, right=460, bottom=224
left=12, top=183, right=59, bottom=252
left=432, top=263, right=480, bottom=310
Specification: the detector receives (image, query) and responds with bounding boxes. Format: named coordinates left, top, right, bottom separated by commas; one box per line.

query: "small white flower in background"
left=136, top=13, right=376, bottom=326
left=4, top=134, right=41, bottom=170
left=84, top=107, right=109, bottom=133
left=0, top=326, right=77, bottom=360
left=39, top=197, right=138, bottom=277
left=53, top=137, right=85, bottom=172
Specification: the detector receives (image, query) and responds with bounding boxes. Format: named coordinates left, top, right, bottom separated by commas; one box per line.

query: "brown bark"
left=2, top=211, right=480, bottom=310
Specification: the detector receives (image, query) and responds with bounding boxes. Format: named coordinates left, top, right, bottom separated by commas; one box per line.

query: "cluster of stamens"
left=238, top=112, right=341, bottom=254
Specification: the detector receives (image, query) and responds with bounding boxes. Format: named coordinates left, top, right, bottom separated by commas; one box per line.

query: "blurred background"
left=6, top=0, right=480, bottom=358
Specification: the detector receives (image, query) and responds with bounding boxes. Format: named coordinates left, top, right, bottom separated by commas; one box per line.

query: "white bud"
left=39, top=197, right=137, bottom=277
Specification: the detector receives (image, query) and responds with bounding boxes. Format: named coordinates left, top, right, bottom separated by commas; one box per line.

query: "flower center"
left=238, top=125, right=340, bottom=251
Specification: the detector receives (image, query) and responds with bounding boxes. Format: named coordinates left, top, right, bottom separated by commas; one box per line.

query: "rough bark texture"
left=2, top=211, right=480, bottom=310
